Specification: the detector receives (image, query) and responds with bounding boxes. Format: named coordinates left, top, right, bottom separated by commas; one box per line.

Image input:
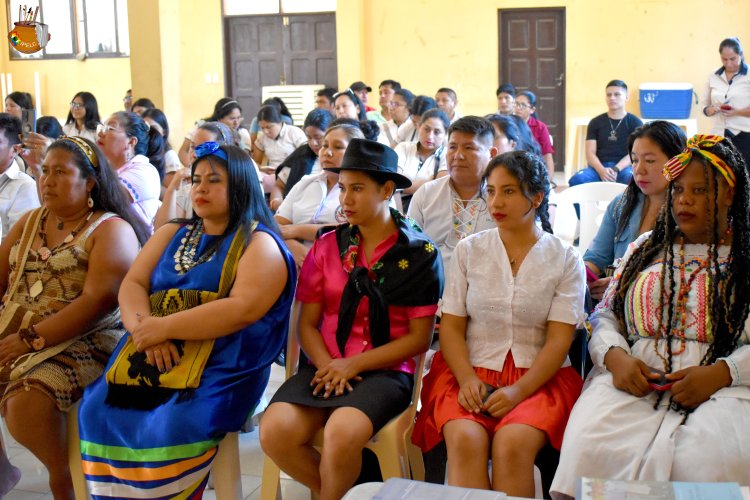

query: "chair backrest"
left=553, top=182, right=627, bottom=255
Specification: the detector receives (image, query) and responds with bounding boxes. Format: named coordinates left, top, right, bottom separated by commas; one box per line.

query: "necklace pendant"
left=63, top=234, right=74, bottom=244
left=29, top=280, right=43, bottom=298
left=175, top=263, right=182, bottom=272
left=608, top=130, right=618, bottom=141
left=38, top=247, right=51, bottom=261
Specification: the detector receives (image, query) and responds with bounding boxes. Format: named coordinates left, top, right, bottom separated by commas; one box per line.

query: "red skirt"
left=412, top=351, right=583, bottom=452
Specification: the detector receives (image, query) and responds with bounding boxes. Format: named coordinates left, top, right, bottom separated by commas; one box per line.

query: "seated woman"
left=0, top=137, right=147, bottom=498
left=585, top=121, right=686, bottom=300
left=275, top=120, right=369, bottom=267
left=141, top=108, right=182, bottom=189
left=514, top=91, right=555, bottom=179
left=252, top=105, right=308, bottom=193
left=551, top=136, right=750, bottom=498
left=270, top=108, right=334, bottom=210
left=413, top=151, right=586, bottom=498
left=78, top=144, right=296, bottom=498
left=178, top=98, right=251, bottom=166
left=152, top=121, right=236, bottom=230
left=97, top=111, right=164, bottom=233
left=260, top=139, right=443, bottom=500
left=395, top=108, right=449, bottom=208
left=484, top=113, right=522, bottom=155
left=63, top=91, right=100, bottom=143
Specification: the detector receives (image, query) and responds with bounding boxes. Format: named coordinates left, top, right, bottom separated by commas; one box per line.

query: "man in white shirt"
left=408, top=116, right=498, bottom=267
left=0, top=114, right=40, bottom=240
left=367, top=79, right=401, bottom=125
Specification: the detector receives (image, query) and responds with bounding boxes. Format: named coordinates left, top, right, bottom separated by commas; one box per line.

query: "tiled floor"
left=3, top=364, right=313, bottom=500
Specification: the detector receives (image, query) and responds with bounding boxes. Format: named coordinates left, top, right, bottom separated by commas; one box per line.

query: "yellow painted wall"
left=337, top=0, right=750, bottom=136
left=0, top=2, right=131, bottom=123
left=3, top=0, right=749, bottom=153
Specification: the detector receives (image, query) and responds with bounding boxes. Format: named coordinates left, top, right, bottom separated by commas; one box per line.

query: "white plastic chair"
left=68, top=403, right=243, bottom=499
left=553, top=182, right=627, bottom=255
left=564, top=117, right=591, bottom=182
left=260, top=301, right=426, bottom=500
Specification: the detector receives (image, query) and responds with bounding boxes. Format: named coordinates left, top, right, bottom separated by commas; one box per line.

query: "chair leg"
left=260, top=455, right=282, bottom=500
left=212, top=432, right=242, bottom=500
left=407, top=443, right=424, bottom=481
left=66, top=402, right=88, bottom=500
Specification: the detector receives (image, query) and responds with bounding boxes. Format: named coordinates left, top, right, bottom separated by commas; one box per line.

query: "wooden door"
left=225, top=13, right=337, bottom=122
left=284, top=14, right=338, bottom=87
left=225, top=16, right=284, bottom=123
left=499, top=8, right=565, bottom=171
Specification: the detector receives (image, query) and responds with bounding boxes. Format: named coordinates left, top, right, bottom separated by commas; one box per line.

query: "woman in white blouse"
left=413, top=151, right=586, bottom=498
left=394, top=108, right=449, bottom=209
left=702, top=37, right=750, bottom=167
left=252, top=105, right=307, bottom=193
left=275, top=121, right=364, bottom=266
left=63, top=92, right=100, bottom=143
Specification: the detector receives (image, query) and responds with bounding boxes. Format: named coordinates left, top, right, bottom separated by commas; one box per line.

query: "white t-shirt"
left=394, top=142, right=446, bottom=183
left=117, top=154, right=161, bottom=234
left=277, top=158, right=320, bottom=185
left=276, top=171, right=345, bottom=229
left=0, top=161, right=40, bottom=239
left=442, top=229, right=586, bottom=370
left=396, top=119, right=417, bottom=144
left=253, top=123, right=307, bottom=168
left=164, top=149, right=182, bottom=174
left=62, top=123, right=99, bottom=143
left=407, top=176, right=495, bottom=268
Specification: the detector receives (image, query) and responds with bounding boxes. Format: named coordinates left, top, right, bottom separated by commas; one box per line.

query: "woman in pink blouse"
left=515, top=91, right=556, bottom=180
left=261, top=139, right=443, bottom=500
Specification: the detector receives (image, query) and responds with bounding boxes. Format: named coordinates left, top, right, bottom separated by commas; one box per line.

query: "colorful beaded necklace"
left=172, top=220, right=217, bottom=274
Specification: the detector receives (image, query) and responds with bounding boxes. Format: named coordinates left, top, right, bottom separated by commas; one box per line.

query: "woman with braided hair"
left=552, top=135, right=750, bottom=499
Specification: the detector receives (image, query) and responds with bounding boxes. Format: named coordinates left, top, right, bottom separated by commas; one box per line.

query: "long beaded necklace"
left=654, top=236, right=710, bottom=367
left=173, top=220, right=217, bottom=274
left=29, top=210, right=94, bottom=299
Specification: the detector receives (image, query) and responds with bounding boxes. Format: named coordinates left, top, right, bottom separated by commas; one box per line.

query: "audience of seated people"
left=1, top=59, right=749, bottom=500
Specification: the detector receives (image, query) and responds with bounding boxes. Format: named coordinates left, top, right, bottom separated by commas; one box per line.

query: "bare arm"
left=0, top=212, right=32, bottom=296
left=251, top=145, right=265, bottom=166
left=614, top=153, right=632, bottom=170
left=484, top=321, right=576, bottom=418
left=269, top=180, right=286, bottom=211
left=585, top=140, right=616, bottom=182
left=178, top=138, right=192, bottom=168
left=129, top=230, right=288, bottom=349
left=297, top=301, right=334, bottom=369
left=153, top=169, right=189, bottom=230
left=118, top=223, right=181, bottom=333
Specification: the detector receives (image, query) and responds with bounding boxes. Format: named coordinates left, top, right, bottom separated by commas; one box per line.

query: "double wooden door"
left=225, top=13, right=338, bottom=122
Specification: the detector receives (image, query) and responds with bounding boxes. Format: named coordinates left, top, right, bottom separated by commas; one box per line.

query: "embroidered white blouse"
left=441, top=229, right=586, bottom=371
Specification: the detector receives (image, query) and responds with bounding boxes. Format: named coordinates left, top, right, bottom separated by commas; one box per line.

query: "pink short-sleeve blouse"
left=296, top=230, right=438, bottom=374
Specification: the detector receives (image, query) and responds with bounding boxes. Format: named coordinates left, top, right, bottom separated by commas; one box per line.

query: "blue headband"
left=194, top=141, right=228, bottom=162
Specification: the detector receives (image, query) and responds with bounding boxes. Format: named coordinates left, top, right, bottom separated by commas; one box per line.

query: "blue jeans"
left=568, top=161, right=633, bottom=186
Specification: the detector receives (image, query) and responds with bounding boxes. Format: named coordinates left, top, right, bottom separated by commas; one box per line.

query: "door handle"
left=555, top=73, right=564, bottom=87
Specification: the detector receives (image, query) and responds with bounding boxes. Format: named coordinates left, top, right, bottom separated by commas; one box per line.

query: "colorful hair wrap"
left=663, top=134, right=736, bottom=188
left=194, top=141, right=228, bottom=162
left=59, top=136, right=99, bottom=169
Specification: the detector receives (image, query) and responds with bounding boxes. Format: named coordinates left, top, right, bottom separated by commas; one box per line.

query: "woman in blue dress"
left=78, top=143, right=295, bottom=498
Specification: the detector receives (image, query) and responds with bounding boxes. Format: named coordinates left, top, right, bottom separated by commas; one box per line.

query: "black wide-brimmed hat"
left=329, top=138, right=412, bottom=189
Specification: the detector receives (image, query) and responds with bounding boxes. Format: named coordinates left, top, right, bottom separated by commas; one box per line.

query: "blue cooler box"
left=639, top=83, right=694, bottom=119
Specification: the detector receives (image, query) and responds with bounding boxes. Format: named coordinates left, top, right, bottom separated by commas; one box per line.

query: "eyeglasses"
left=390, top=101, right=407, bottom=108
left=70, top=102, right=84, bottom=109
left=122, top=96, right=132, bottom=103
left=96, top=123, right=124, bottom=135
left=515, top=102, right=532, bottom=110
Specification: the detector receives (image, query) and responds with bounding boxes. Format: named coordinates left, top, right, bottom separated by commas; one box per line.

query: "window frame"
left=5, top=0, right=129, bottom=60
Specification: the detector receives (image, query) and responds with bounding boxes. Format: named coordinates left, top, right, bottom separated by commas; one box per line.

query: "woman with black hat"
left=261, top=139, right=443, bottom=500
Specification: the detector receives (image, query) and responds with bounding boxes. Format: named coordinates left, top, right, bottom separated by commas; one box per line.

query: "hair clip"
left=194, top=141, right=228, bottom=161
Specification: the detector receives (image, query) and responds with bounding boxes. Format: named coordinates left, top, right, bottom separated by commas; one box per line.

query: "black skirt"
left=269, top=364, right=413, bottom=433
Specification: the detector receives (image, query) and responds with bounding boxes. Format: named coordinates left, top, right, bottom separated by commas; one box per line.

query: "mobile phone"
left=482, top=383, right=496, bottom=403
left=21, top=109, right=35, bottom=139
left=720, top=104, right=733, bottom=111
left=648, top=368, right=674, bottom=392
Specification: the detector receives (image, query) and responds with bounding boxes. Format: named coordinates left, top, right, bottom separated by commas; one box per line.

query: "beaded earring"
left=87, top=194, right=94, bottom=208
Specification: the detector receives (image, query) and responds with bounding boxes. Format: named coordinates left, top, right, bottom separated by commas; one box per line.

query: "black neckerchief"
left=334, top=208, right=443, bottom=356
